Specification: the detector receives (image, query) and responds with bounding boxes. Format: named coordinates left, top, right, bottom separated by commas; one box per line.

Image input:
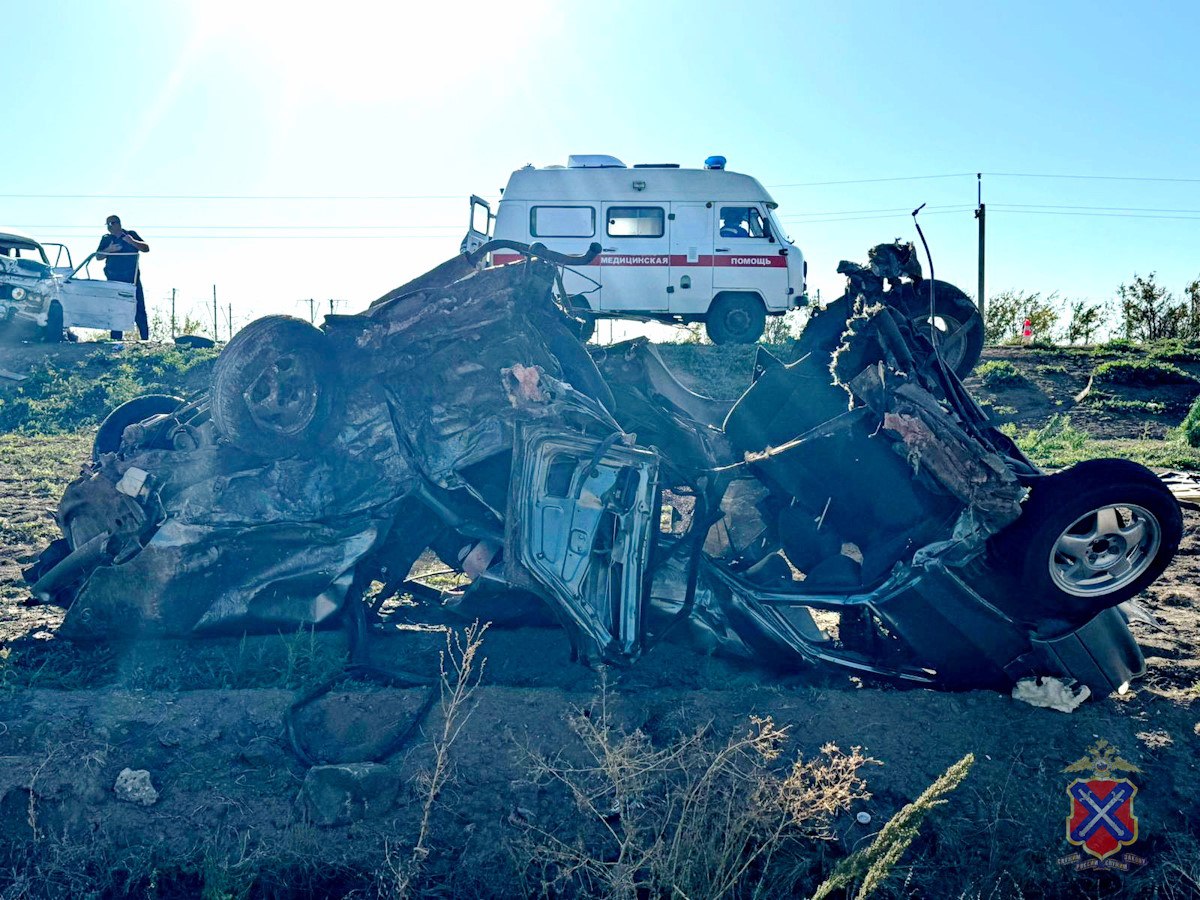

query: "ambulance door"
left=599, top=203, right=669, bottom=312
left=667, top=203, right=713, bottom=315
left=712, top=205, right=788, bottom=307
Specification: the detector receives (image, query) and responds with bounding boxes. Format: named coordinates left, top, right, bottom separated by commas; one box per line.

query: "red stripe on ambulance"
left=490, top=252, right=784, bottom=268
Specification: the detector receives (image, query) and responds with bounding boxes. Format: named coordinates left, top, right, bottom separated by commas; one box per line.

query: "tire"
left=706, top=293, right=766, bottom=345
left=210, top=315, right=342, bottom=458
left=898, top=280, right=983, bottom=378
left=990, top=459, right=1182, bottom=623
left=93, top=394, right=184, bottom=462
left=43, top=301, right=64, bottom=344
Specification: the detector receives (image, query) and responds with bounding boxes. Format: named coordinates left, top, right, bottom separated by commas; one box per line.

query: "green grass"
left=1081, top=395, right=1170, bottom=414
left=1, top=627, right=348, bottom=693
left=1002, top=415, right=1200, bottom=469
left=0, top=345, right=216, bottom=433
left=975, top=360, right=1027, bottom=389
left=1093, top=358, right=1199, bottom=387
left=1180, top=395, right=1200, bottom=447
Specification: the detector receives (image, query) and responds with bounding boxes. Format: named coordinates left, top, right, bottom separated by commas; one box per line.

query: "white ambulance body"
left=464, top=155, right=806, bottom=343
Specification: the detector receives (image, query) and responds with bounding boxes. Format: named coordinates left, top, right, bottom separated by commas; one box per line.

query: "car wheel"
left=210, top=315, right=342, bottom=458
left=93, top=394, right=185, bottom=462
left=899, top=280, right=983, bottom=378
left=992, top=459, right=1182, bottom=622
left=43, top=301, right=64, bottom=343
left=706, top=293, right=766, bottom=345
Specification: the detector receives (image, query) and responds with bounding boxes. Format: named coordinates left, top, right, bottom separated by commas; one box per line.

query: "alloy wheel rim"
left=1048, top=503, right=1161, bottom=597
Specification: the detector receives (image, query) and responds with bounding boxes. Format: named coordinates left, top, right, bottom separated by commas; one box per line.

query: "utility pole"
left=975, top=173, right=986, bottom=327
left=170, top=288, right=176, bottom=339
left=227, top=302, right=233, bottom=338
left=212, top=285, right=219, bottom=342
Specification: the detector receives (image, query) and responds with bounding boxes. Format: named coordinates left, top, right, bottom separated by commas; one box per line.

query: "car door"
left=668, top=203, right=713, bottom=315
left=712, top=204, right=788, bottom=305
left=599, top=203, right=669, bottom=312
left=58, top=257, right=137, bottom=330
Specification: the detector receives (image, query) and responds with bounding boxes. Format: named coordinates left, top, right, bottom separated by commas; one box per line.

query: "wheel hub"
left=1048, top=503, right=1161, bottom=598
left=243, top=353, right=321, bottom=436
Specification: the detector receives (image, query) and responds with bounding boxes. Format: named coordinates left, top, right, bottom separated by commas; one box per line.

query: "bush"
left=0, top=346, right=216, bottom=434
left=1093, top=359, right=1199, bottom=387
left=1096, top=338, right=1141, bottom=355
left=984, top=290, right=1060, bottom=345
left=1146, top=338, right=1200, bottom=364
left=1062, top=299, right=1109, bottom=345
left=1117, top=273, right=1200, bottom=342
left=1002, top=415, right=1090, bottom=459
left=975, top=360, right=1027, bottom=389
left=1180, top=396, right=1200, bottom=448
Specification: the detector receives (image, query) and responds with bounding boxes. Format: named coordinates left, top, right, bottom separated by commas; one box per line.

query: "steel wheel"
left=1049, top=503, right=1162, bottom=598
left=243, top=351, right=322, bottom=436
left=210, top=315, right=342, bottom=458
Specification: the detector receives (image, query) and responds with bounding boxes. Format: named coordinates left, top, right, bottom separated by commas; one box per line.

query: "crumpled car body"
left=27, top=240, right=1183, bottom=696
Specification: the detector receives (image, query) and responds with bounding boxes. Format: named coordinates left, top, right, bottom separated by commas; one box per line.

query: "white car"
left=0, top=229, right=137, bottom=341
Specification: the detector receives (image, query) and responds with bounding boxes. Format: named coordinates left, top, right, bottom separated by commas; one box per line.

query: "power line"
left=768, top=173, right=975, bottom=188
left=992, top=203, right=1200, bottom=214
left=0, top=193, right=466, bottom=200
left=992, top=209, right=1200, bottom=221
left=787, top=208, right=975, bottom=225
left=780, top=204, right=967, bottom=219
left=16, top=223, right=463, bottom=230
left=984, top=172, right=1200, bottom=184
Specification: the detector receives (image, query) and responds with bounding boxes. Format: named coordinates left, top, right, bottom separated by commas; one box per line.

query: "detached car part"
left=27, top=240, right=1181, bottom=698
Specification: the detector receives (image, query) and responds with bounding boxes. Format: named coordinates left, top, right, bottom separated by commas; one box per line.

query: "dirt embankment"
left=1, top=341, right=1199, bottom=897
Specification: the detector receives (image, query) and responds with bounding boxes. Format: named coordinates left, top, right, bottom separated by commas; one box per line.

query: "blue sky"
left=3, top=0, right=1198, bottom=338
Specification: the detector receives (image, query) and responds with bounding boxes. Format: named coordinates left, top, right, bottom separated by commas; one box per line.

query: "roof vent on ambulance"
left=567, top=155, right=627, bottom=168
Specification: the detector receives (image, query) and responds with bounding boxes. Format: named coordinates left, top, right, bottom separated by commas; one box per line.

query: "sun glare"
left=188, top=0, right=544, bottom=104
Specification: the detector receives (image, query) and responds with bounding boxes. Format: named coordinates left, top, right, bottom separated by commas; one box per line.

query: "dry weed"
left=516, top=676, right=876, bottom=899
left=380, top=620, right=489, bottom=899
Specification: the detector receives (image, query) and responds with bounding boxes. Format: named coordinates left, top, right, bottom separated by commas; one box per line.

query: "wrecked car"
left=26, top=238, right=1182, bottom=697
left=0, top=228, right=139, bottom=342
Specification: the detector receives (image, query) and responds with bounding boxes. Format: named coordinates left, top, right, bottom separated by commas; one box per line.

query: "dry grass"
left=378, top=621, right=489, bottom=898
left=515, top=675, right=878, bottom=899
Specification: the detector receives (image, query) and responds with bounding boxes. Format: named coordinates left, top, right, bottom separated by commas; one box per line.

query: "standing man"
left=97, top=215, right=149, bottom=340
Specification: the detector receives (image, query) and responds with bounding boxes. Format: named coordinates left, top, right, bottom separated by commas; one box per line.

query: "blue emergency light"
left=704, top=155, right=727, bottom=170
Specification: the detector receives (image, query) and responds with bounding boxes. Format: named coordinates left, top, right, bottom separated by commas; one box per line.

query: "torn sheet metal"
left=28, top=241, right=1181, bottom=699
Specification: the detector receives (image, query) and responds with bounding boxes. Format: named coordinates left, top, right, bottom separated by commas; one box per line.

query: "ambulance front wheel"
left=706, top=293, right=766, bottom=345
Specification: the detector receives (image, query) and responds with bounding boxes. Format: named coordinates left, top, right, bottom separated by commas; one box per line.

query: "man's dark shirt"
left=97, top=231, right=144, bottom=283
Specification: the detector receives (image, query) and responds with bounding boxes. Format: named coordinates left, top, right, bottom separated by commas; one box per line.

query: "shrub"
left=1096, top=338, right=1141, bottom=355
left=984, top=290, right=1060, bottom=345
left=0, top=346, right=215, bottom=434
left=1180, top=396, right=1200, bottom=448
left=1147, top=338, right=1200, bottom=364
left=975, top=360, right=1026, bottom=389
left=1093, top=359, right=1199, bottom=387
left=1062, top=299, right=1109, bottom=345
left=1117, top=273, right=1200, bottom=342
left=1002, top=416, right=1090, bottom=459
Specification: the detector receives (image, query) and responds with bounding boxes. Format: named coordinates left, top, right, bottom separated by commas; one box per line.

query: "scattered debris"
left=113, top=768, right=158, bottom=806
left=1012, top=677, right=1092, bottom=713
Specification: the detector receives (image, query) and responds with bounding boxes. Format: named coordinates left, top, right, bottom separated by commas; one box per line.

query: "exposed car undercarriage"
left=26, top=241, right=1182, bottom=698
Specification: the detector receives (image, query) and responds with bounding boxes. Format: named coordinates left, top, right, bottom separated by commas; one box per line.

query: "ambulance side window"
left=607, top=207, right=665, bottom=238
left=719, top=207, right=767, bottom=239
left=530, top=206, right=596, bottom=238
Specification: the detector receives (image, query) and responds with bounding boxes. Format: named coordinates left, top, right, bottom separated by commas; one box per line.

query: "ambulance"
left=462, top=155, right=806, bottom=343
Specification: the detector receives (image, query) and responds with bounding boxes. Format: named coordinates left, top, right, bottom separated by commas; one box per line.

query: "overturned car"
left=27, top=240, right=1182, bottom=696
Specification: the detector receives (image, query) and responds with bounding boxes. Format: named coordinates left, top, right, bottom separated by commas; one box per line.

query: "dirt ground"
left=1, top=342, right=1200, bottom=898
